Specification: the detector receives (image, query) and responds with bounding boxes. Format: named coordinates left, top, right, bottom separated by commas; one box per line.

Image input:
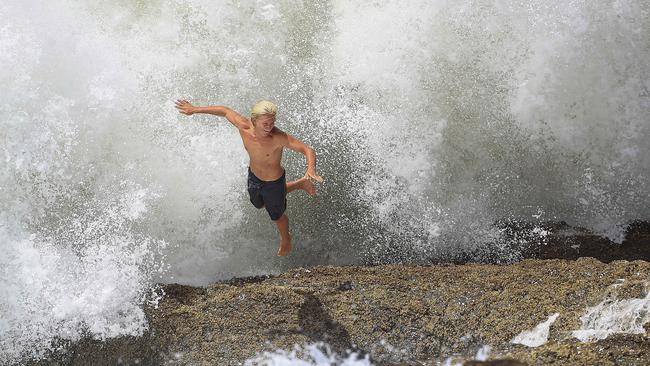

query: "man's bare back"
left=175, top=99, right=322, bottom=256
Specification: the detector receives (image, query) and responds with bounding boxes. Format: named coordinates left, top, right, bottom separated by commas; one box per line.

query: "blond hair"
left=251, top=100, right=277, bottom=121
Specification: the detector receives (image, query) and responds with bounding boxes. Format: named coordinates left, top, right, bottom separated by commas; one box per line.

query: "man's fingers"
left=175, top=100, right=193, bottom=115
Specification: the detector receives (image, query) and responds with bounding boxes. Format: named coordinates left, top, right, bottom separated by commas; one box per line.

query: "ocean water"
left=1, top=0, right=649, bottom=362
left=242, top=342, right=493, bottom=365
left=244, top=343, right=372, bottom=366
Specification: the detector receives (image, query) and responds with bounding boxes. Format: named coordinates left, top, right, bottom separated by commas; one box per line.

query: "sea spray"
left=244, top=343, right=372, bottom=366
left=1, top=0, right=649, bottom=362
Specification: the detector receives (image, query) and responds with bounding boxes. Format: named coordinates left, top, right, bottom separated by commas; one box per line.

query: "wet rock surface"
left=520, top=221, right=650, bottom=263
left=33, top=257, right=650, bottom=366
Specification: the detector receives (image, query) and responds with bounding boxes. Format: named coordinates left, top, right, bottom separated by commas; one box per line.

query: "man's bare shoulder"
left=271, top=128, right=289, bottom=145
left=238, top=121, right=254, bottom=137
left=239, top=117, right=253, bottom=131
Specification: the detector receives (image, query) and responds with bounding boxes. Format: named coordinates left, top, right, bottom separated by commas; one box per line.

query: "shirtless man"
left=175, top=99, right=323, bottom=256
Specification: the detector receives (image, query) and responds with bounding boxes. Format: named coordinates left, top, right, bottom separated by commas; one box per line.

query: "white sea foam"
left=1, top=0, right=649, bottom=362
left=511, top=313, right=560, bottom=347
left=443, top=345, right=492, bottom=365
left=244, top=343, right=372, bottom=366
left=573, top=284, right=650, bottom=342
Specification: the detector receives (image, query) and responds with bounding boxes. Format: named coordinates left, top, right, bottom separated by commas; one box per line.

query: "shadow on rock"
left=297, top=291, right=368, bottom=359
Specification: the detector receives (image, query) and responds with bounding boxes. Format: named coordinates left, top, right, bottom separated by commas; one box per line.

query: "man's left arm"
left=285, top=134, right=323, bottom=182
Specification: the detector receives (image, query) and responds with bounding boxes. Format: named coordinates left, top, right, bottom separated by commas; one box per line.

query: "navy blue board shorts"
left=247, top=167, right=287, bottom=221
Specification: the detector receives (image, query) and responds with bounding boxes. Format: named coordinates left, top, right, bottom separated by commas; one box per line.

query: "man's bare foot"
left=277, top=234, right=292, bottom=256
left=295, top=176, right=316, bottom=196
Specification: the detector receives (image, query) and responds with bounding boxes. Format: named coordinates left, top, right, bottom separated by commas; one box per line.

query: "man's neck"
left=253, top=130, right=273, bottom=139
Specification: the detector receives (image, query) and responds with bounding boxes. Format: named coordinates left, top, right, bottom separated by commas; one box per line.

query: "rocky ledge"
left=37, top=257, right=650, bottom=365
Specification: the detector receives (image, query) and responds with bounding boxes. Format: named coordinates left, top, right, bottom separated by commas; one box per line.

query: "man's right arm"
left=175, top=100, right=250, bottom=130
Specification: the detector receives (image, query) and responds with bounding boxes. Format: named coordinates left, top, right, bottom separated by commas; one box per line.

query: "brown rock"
left=31, top=259, right=650, bottom=366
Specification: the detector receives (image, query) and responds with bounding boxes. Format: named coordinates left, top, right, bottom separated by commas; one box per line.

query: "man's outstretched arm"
left=175, top=99, right=250, bottom=130
left=285, top=133, right=323, bottom=182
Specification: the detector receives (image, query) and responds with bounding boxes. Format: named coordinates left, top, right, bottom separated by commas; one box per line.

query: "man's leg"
left=286, top=176, right=316, bottom=195
left=274, top=214, right=292, bottom=256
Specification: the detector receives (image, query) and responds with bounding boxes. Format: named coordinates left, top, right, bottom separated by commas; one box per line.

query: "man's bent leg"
left=286, top=176, right=316, bottom=195
left=274, top=214, right=292, bottom=256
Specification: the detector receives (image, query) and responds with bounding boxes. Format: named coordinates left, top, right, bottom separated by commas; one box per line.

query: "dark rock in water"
left=220, top=274, right=273, bottom=287
left=31, top=258, right=650, bottom=366
left=507, top=220, right=650, bottom=263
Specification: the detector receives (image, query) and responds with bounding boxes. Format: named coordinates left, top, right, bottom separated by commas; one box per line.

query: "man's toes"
left=277, top=246, right=291, bottom=256
left=304, top=180, right=316, bottom=195
left=277, top=237, right=292, bottom=256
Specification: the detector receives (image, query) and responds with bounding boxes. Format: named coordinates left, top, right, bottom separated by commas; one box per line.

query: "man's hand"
left=175, top=99, right=195, bottom=115
left=305, top=169, right=323, bottom=183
